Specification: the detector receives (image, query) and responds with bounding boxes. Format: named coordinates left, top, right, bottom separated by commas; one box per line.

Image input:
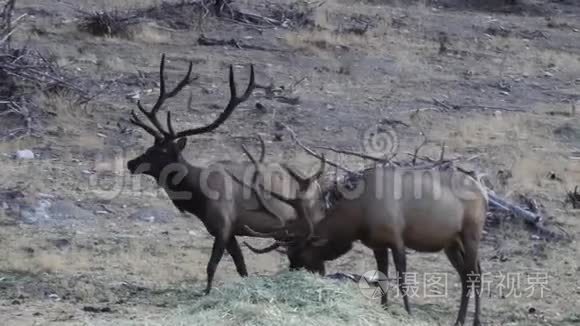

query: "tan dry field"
left=1, top=0, right=580, bottom=325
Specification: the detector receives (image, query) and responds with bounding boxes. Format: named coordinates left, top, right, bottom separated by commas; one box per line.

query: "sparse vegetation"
left=1, top=0, right=580, bottom=325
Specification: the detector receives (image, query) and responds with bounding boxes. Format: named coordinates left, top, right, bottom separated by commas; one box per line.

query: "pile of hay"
left=98, top=271, right=431, bottom=326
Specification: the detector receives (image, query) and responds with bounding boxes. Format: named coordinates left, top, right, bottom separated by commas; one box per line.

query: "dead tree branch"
left=278, top=123, right=356, bottom=175
left=432, top=98, right=526, bottom=113
left=312, top=145, right=388, bottom=163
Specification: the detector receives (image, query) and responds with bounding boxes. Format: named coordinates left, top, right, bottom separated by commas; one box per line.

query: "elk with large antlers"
left=125, top=54, right=327, bottom=294
left=241, top=154, right=489, bottom=326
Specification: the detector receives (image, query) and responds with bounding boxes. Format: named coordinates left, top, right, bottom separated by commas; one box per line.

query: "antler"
left=171, top=63, right=255, bottom=139
left=129, top=53, right=193, bottom=141
left=129, top=53, right=256, bottom=142
left=225, top=140, right=326, bottom=248
left=243, top=241, right=287, bottom=254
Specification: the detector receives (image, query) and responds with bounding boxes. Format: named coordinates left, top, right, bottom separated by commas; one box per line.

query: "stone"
left=15, top=149, right=34, bottom=160
left=128, top=207, right=175, bottom=223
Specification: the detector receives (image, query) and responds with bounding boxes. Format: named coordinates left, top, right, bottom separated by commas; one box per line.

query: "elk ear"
left=175, top=137, right=187, bottom=151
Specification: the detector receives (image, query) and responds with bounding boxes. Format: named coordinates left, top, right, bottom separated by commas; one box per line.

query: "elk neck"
left=153, top=158, right=208, bottom=217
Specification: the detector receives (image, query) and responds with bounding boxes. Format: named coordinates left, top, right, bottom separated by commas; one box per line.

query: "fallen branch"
left=460, top=104, right=526, bottom=112
left=312, top=145, right=388, bottom=163
left=433, top=98, right=456, bottom=110
left=486, top=190, right=566, bottom=240
left=432, top=98, right=526, bottom=113
left=231, top=8, right=281, bottom=26
left=488, top=191, right=541, bottom=224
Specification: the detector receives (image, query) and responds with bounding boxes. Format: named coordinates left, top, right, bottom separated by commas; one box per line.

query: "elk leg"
left=444, top=241, right=468, bottom=326
left=373, top=249, right=389, bottom=307
left=226, top=236, right=248, bottom=277
left=462, top=237, right=483, bottom=326
left=391, top=247, right=411, bottom=315
left=473, top=260, right=482, bottom=326
left=205, top=236, right=227, bottom=295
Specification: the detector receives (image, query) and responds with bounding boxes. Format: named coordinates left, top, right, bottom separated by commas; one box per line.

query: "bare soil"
left=1, top=0, right=580, bottom=325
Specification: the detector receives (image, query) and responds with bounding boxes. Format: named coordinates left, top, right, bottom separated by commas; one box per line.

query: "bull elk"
left=240, top=154, right=489, bottom=326
left=125, top=54, right=327, bottom=294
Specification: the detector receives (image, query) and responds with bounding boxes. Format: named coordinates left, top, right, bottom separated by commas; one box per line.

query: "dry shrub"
left=78, top=10, right=138, bottom=38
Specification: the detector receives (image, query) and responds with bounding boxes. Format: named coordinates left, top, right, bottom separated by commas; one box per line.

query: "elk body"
left=243, top=161, right=489, bottom=326
left=125, top=54, right=327, bottom=294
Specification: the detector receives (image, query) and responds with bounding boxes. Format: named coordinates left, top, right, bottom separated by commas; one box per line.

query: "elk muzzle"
left=127, top=157, right=150, bottom=175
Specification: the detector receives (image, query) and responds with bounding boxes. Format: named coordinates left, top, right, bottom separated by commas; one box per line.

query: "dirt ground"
left=1, top=0, right=579, bottom=325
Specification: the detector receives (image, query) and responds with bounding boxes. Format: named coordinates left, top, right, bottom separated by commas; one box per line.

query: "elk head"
left=126, top=54, right=255, bottom=180
left=224, top=142, right=329, bottom=273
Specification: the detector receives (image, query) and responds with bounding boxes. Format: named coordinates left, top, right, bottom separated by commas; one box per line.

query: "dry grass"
left=0, top=231, right=201, bottom=285
left=127, top=23, right=171, bottom=44
left=406, top=107, right=580, bottom=205
left=2, top=0, right=580, bottom=325
left=285, top=30, right=373, bottom=57
left=82, top=271, right=432, bottom=326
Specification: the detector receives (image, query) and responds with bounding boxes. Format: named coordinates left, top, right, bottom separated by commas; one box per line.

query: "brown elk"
left=125, top=54, right=327, bottom=295
left=240, top=153, right=489, bottom=326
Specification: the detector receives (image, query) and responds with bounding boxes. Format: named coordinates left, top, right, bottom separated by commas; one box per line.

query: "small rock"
left=188, top=230, right=200, bottom=237
left=544, top=71, right=553, bottom=78
left=128, top=207, right=175, bottom=223
left=48, top=294, right=60, bottom=301
left=15, top=150, right=35, bottom=160
left=52, top=239, right=71, bottom=250
left=83, top=306, right=112, bottom=313
left=255, top=102, right=267, bottom=113
left=125, top=91, right=140, bottom=100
